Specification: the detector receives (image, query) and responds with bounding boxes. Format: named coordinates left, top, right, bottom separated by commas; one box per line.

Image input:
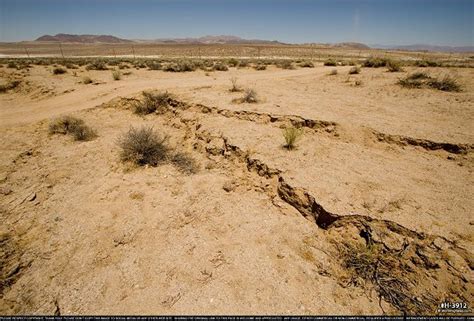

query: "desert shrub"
left=118, top=63, right=130, bottom=70
left=163, top=60, right=196, bottom=72
left=329, top=69, right=338, bottom=76
left=427, top=76, right=461, bottom=92
left=63, top=63, right=78, bottom=69
left=238, top=60, right=249, bottom=68
left=397, top=73, right=428, bottom=88
left=254, top=64, right=267, bottom=70
left=52, top=67, right=67, bottom=75
left=241, top=88, right=258, bottom=103
left=112, top=70, right=122, bottom=80
left=386, top=60, right=403, bottom=72
left=134, top=91, right=173, bottom=115
left=227, top=58, right=239, bottom=67
left=414, top=60, right=440, bottom=67
left=0, top=80, right=20, bottom=93
left=299, top=61, right=314, bottom=68
left=363, top=57, right=389, bottom=68
left=348, top=66, right=360, bottom=74
left=7, top=62, right=17, bottom=69
left=118, top=126, right=168, bottom=166
left=86, top=60, right=108, bottom=70
left=82, top=76, right=93, bottom=84
left=170, top=152, right=198, bottom=174
left=324, top=59, right=337, bottom=66
left=229, top=77, right=242, bottom=92
left=48, top=116, right=96, bottom=141
left=132, top=60, right=146, bottom=69
left=213, top=62, right=228, bottom=71
left=283, top=127, right=303, bottom=150
left=278, top=60, right=295, bottom=70
left=145, top=60, right=161, bottom=70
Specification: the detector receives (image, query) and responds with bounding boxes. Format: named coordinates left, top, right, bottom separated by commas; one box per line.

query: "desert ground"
left=0, top=49, right=473, bottom=315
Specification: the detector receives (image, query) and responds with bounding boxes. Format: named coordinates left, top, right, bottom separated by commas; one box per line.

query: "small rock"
left=0, top=186, right=12, bottom=195
left=222, top=181, right=237, bottom=193
left=447, top=155, right=455, bottom=160
left=27, top=192, right=36, bottom=202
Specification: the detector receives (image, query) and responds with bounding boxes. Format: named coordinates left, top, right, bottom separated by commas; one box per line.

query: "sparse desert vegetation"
left=0, top=44, right=472, bottom=316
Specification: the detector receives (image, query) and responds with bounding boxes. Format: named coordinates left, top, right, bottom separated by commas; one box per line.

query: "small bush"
left=213, top=62, right=228, bottom=71
left=163, top=60, right=196, bottom=72
left=118, top=63, right=130, bottom=70
left=283, top=127, right=303, bottom=150
left=118, top=126, right=168, bottom=166
left=0, top=80, right=20, bottom=93
left=428, top=76, right=461, bottom=92
left=354, top=80, right=363, bottom=87
left=278, top=60, right=295, bottom=70
left=229, top=77, right=242, bottom=92
left=238, top=60, right=249, bottom=68
left=112, top=70, right=121, bottom=80
left=329, top=69, right=338, bottom=76
left=52, top=67, right=67, bottom=75
left=299, top=61, right=314, bottom=68
left=145, top=61, right=161, bottom=70
left=227, top=58, right=239, bottom=67
left=254, top=64, right=267, bottom=70
left=49, top=116, right=96, bottom=141
left=134, top=91, right=173, bottom=115
left=240, top=88, right=258, bottom=103
left=82, top=76, right=93, bottom=84
left=348, top=66, right=360, bottom=74
left=386, top=60, right=403, bottom=72
left=86, top=60, right=108, bottom=70
left=170, top=152, right=198, bottom=174
left=363, top=57, right=390, bottom=68
left=414, top=60, right=441, bottom=67
left=7, top=62, right=17, bottom=69
left=324, top=59, right=337, bottom=66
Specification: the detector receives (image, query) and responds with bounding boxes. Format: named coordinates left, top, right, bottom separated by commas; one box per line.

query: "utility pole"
left=23, top=46, right=30, bottom=58
left=59, top=43, right=65, bottom=59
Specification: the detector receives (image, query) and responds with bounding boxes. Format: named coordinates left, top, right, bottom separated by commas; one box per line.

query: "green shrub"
left=170, top=152, right=198, bottom=174
left=145, top=61, right=161, bottom=70
left=163, top=60, right=196, bottom=72
left=278, top=60, right=295, bottom=69
left=86, top=60, right=108, bottom=70
left=363, top=57, right=389, bottom=68
left=49, top=116, right=96, bottom=141
left=283, top=127, right=303, bottom=150
left=213, top=62, right=229, bottom=71
left=227, top=58, right=239, bottom=67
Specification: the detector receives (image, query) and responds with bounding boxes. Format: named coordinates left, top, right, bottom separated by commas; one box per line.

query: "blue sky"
left=0, top=0, right=472, bottom=46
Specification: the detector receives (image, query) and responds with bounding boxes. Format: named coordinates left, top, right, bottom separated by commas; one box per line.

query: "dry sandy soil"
left=0, top=60, right=473, bottom=315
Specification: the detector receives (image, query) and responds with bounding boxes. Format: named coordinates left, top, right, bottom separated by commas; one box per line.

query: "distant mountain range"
left=33, top=34, right=473, bottom=53
left=35, top=34, right=133, bottom=43
left=371, top=44, right=474, bottom=53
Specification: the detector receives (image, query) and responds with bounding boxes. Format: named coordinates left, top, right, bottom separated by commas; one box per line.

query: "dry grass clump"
left=112, top=70, right=122, bottom=80
left=118, top=126, right=168, bottom=166
left=0, top=80, right=20, bottom=93
left=398, top=73, right=461, bottom=91
left=213, top=62, right=229, bottom=71
left=145, top=60, right=161, bottom=70
left=163, top=60, right=196, bottom=72
left=170, top=152, right=199, bottom=174
left=134, top=91, right=174, bottom=115
left=229, top=77, right=242, bottom=92
left=348, top=66, right=360, bottom=74
left=324, top=59, right=337, bottom=66
left=118, top=126, right=198, bottom=173
left=363, top=57, right=390, bottom=68
left=237, top=88, right=259, bottom=103
left=86, top=60, right=108, bottom=70
left=414, top=60, right=441, bottom=67
left=49, top=116, right=96, bottom=141
left=283, top=127, right=303, bottom=150
left=238, top=60, right=249, bottom=68
left=52, top=67, right=67, bottom=75
left=299, top=61, right=314, bottom=68
left=339, top=242, right=431, bottom=314
left=386, top=60, right=403, bottom=72
left=254, top=64, right=267, bottom=70
left=82, top=76, right=93, bottom=84
left=427, top=75, right=461, bottom=92
left=277, top=60, right=295, bottom=70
